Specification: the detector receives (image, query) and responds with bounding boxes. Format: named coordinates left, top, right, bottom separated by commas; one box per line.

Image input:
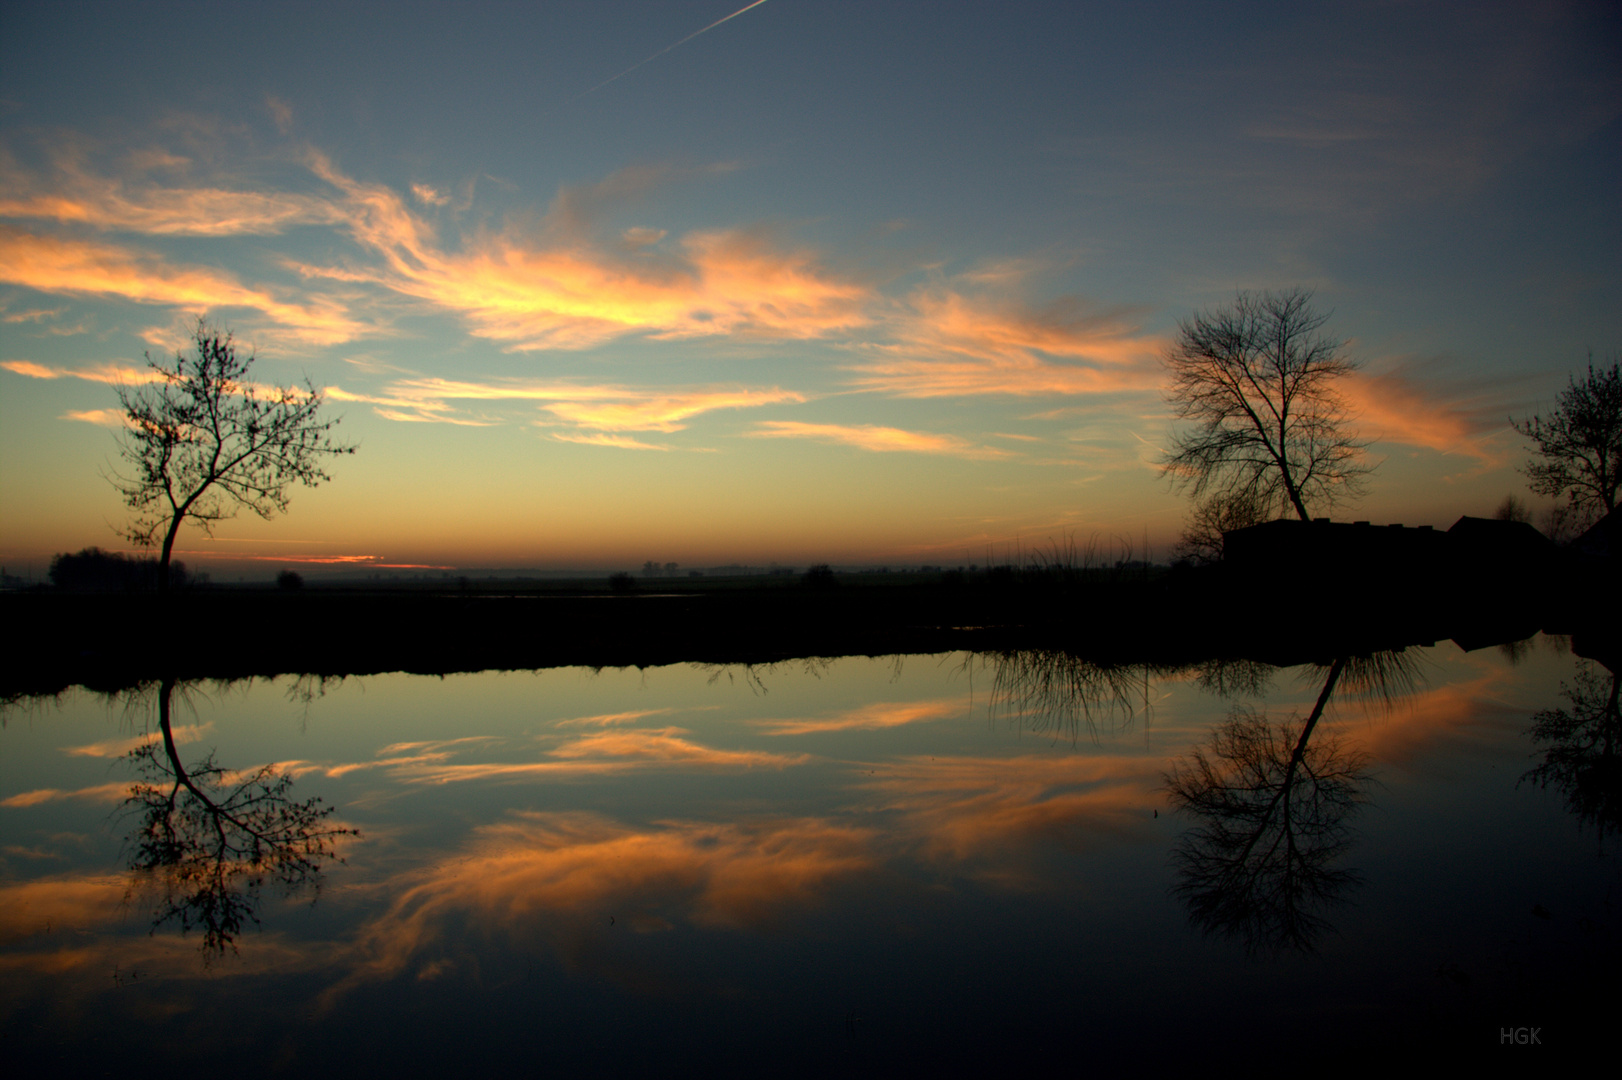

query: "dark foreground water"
left=3, top=638, right=1615, bottom=1073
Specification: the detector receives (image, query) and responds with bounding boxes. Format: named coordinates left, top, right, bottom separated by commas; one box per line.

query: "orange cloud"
left=330, top=375, right=803, bottom=432
left=0, top=874, right=129, bottom=945
left=756, top=698, right=965, bottom=735
left=332, top=812, right=876, bottom=993
left=0, top=227, right=363, bottom=344
left=550, top=431, right=670, bottom=450
left=64, top=723, right=210, bottom=758
left=859, top=753, right=1162, bottom=868
left=1, top=359, right=61, bottom=379
left=0, top=185, right=337, bottom=236
left=556, top=709, right=680, bottom=728
left=301, top=155, right=871, bottom=351
left=1342, top=369, right=1511, bottom=461
left=0, top=149, right=340, bottom=235
left=851, top=289, right=1163, bottom=398
left=750, top=420, right=1012, bottom=459
left=2, top=359, right=161, bottom=385
left=315, top=727, right=808, bottom=785
left=1, top=783, right=130, bottom=808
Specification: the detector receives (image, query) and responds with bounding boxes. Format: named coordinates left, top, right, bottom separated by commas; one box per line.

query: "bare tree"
left=1512, top=356, right=1621, bottom=528
left=1173, top=489, right=1272, bottom=565
left=1161, top=289, right=1370, bottom=521
left=112, top=322, right=354, bottom=590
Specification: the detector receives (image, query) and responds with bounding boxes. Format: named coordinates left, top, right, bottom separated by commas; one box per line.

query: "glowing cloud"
left=755, top=698, right=963, bottom=735
left=550, top=431, right=671, bottom=450
left=332, top=810, right=873, bottom=994
left=860, top=753, right=1162, bottom=867
left=315, top=726, right=808, bottom=785
left=852, top=289, right=1162, bottom=398
left=1342, top=368, right=1512, bottom=462
left=2, top=359, right=161, bottom=385
left=64, top=723, right=211, bottom=758
left=0, top=227, right=364, bottom=344
left=1, top=360, right=61, bottom=379
left=330, top=375, right=803, bottom=432
left=302, top=154, right=871, bottom=350
left=1, top=783, right=131, bottom=808
left=751, top=421, right=1012, bottom=460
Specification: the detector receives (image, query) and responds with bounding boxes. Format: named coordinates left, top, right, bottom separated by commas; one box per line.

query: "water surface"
left=3, top=640, right=1613, bottom=1072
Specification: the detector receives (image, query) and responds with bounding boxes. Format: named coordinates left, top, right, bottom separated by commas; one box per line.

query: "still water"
left=3, top=639, right=1614, bottom=1072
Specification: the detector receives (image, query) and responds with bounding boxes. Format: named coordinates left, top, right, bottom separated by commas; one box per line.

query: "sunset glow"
left=2, top=3, right=1616, bottom=577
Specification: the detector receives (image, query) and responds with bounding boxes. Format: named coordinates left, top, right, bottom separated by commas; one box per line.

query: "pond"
left=3, top=638, right=1614, bottom=1073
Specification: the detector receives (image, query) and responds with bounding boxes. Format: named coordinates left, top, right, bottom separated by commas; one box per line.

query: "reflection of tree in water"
left=1164, top=657, right=1379, bottom=953
left=1522, top=660, right=1622, bottom=843
left=122, top=677, right=355, bottom=956
left=984, top=650, right=1165, bottom=740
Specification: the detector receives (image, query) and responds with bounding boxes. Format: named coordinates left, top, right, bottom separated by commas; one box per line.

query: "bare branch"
left=1511, top=355, right=1622, bottom=523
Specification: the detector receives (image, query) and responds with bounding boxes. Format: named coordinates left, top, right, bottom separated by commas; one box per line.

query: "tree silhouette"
left=1512, top=356, right=1621, bottom=528
left=111, top=322, right=354, bottom=591
left=122, top=678, right=355, bottom=956
left=1161, top=289, right=1370, bottom=522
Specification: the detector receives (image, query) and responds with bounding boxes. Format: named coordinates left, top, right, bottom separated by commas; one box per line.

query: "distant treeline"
left=48, top=547, right=192, bottom=592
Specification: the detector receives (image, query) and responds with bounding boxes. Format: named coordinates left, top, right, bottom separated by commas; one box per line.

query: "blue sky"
left=2, top=1, right=1618, bottom=575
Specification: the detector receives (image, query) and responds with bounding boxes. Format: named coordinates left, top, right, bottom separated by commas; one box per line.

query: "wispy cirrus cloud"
left=59, top=408, right=126, bottom=425
left=328, top=374, right=804, bottom=434
left=851, top=286, right=1164, bottom=399
left=550, top=431, right=670, bottom=450
left=860, top=753, right=1162, bottom=869
left=328, top=811, right=875, bottom=997
left=63, top=723, right=211, bottom=759
left=1342, top=364, right=1518, bottom=463
left=3, top=136, right=1167, bottom=418
left=300, top=154, right=872, bottom=351
left=750, top=420, right=1012, bottom=460
left=0, top=145, right=341, bottom=235
left=2, top=358, right=162, bottom=384
left=312, top=726, right=807, bottom=785
left=755, top=698, right=963, bottom=735
left=1, top=782, right=131, bottom=808
left=3, top=306, right=66, bottom=323
left=0, top=226, right=364, bottom=345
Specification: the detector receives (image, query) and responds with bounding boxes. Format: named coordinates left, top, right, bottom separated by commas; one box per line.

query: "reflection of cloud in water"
left=313, top=727, right=809, bottom=784
left=0, top=874, right=128, bottom=946
left=754, top=698, right=962, bottom=735
left=1338, top=670, right=1524, bottom=768
left=328, top=752, right=1168, bottom=996
left=331, top=813, right=876, bottom=996
left=63, top=722, right=212, bottom=758
left=859, top=754, right=1161, bottom=873
left=2, top=783, right=131, bottom=808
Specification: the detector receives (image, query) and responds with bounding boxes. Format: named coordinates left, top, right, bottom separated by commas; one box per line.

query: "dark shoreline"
left=5, top=560, right=1611, bottom=698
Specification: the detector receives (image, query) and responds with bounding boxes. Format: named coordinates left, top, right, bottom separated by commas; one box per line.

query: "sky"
left=2, top=0, right=1618, bottom=578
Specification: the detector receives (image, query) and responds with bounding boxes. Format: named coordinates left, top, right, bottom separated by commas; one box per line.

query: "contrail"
left=571, top=0, right=773, bottom=102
